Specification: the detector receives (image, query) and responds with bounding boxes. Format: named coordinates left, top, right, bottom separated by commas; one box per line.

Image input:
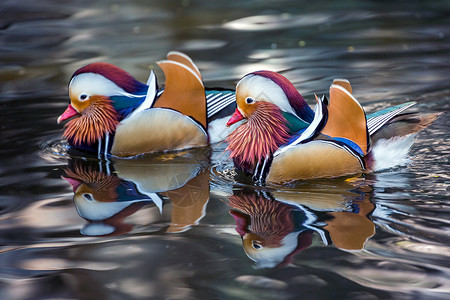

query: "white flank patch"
left=372, top=134, right=417, bottom=171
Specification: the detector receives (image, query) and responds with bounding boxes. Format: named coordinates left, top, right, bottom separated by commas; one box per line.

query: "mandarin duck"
left=58, top=51, right=236, bottom=158
left=229, top=189, right=313, bottom=268
left=229, top=187, right=375, bottom=267
left=63, top=151, right=210, bottom=235
left=63, top=159, right=163, bottom=236
left=226, top=71, right=440, bottom=184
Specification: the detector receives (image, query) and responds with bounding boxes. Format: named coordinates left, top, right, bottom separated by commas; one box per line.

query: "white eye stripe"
left=237, top=74, right=298, bottom=116
left=70, top=73, right=127, bottom=97
left=70, top=73, right=146, bottom=100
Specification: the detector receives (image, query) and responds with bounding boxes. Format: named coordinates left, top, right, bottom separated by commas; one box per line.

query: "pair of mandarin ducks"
left=58, top=51, right=439, bottom=184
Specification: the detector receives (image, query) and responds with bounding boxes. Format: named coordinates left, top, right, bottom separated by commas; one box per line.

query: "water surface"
left=1, top=0, right=449, bottom=299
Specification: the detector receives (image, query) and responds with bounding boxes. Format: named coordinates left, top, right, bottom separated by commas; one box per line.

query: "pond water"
left=1, top=0, right=449, bottom=299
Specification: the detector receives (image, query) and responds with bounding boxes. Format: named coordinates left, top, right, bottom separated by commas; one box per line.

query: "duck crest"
left=63, top=96, right=119, bottom=146
left=250, top=71, right=314, bottom=123
left=226, top=102, right=290, bottom=173
left=72, top=63, right=147, bottom=94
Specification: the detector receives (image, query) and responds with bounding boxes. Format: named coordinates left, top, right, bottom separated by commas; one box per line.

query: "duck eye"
left=252, top=241, right=262, bottom=250
left=79, top=94, right=89, bottom=101
left=83, top=193, right=93, bottom=201
left=245, top=97, right=255, bottom=104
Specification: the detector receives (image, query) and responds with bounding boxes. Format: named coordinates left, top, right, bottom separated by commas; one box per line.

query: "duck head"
left=57, top=63, right=148, bottom=146
left=226, top=71, right=314, bottom=173
left=229, top=190, right=313, bottom=268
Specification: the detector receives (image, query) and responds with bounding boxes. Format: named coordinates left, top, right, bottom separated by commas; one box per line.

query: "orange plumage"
left=63, top=96, right=119, bottom=146
left=225, top=102, right=290, bottom=172
left=63, top=161, right=121, bottom=202
left=229, top=192, right=296, bottom=246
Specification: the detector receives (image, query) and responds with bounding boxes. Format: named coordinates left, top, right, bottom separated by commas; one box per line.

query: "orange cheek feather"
left=71, top=97, right=90, bottom=113
left=63, top=96, right=119, bottom=146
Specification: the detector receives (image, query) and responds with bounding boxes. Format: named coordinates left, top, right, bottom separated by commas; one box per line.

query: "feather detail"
left=250, top=71, right=314, bottom=123
left=371, top=112, right=442, bottom=143
left=226, top=102, right=290, bottom=172
left=64, top=161, right=121, bottom=202
left=229, top=192, right=296, bottom=246
left=72, top=63, right=147, bottom=94
left=63, top=96, right=119, bottom=146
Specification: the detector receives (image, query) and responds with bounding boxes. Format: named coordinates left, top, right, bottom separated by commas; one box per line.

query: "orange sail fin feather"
left=154, top=60, right=207, bottom=129
left=166, top=51, right=202, bottom=80
left=332, top=78, right=352, bottom=94
left=321, top=84, right=369, bottom=155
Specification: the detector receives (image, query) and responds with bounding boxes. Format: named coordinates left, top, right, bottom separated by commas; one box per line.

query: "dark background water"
left=1, top=0, right=449, bottom=299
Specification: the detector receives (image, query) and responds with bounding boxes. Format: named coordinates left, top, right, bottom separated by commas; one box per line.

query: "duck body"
left=58, top=52, right=236, bottom=158
left=226, top=72, right=440, bottom=184
left=62, top=151, right=210, bottom=236
left=228, top=187, right=375, bottom=267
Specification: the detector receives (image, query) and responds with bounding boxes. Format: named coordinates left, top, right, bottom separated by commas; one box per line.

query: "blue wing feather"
left=110, top=87, right=149, bottom=120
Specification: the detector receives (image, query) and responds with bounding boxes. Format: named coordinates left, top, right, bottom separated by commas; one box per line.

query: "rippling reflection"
left=228, top=185, right=375, bottom=268
left=1, top=0, right=449, bottom=298
left=62, top=150, right=210, bottom=236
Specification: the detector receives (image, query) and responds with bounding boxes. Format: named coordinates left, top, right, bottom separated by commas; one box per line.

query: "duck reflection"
left=62, top=151, right=210, bottom=236
left=228, top=185, right=375, bottom=268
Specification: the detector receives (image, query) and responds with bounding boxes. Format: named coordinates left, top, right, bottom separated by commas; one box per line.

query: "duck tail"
left=365, top=111, right=441, bottom=171
left=370, top=112, right=441, bottom=143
